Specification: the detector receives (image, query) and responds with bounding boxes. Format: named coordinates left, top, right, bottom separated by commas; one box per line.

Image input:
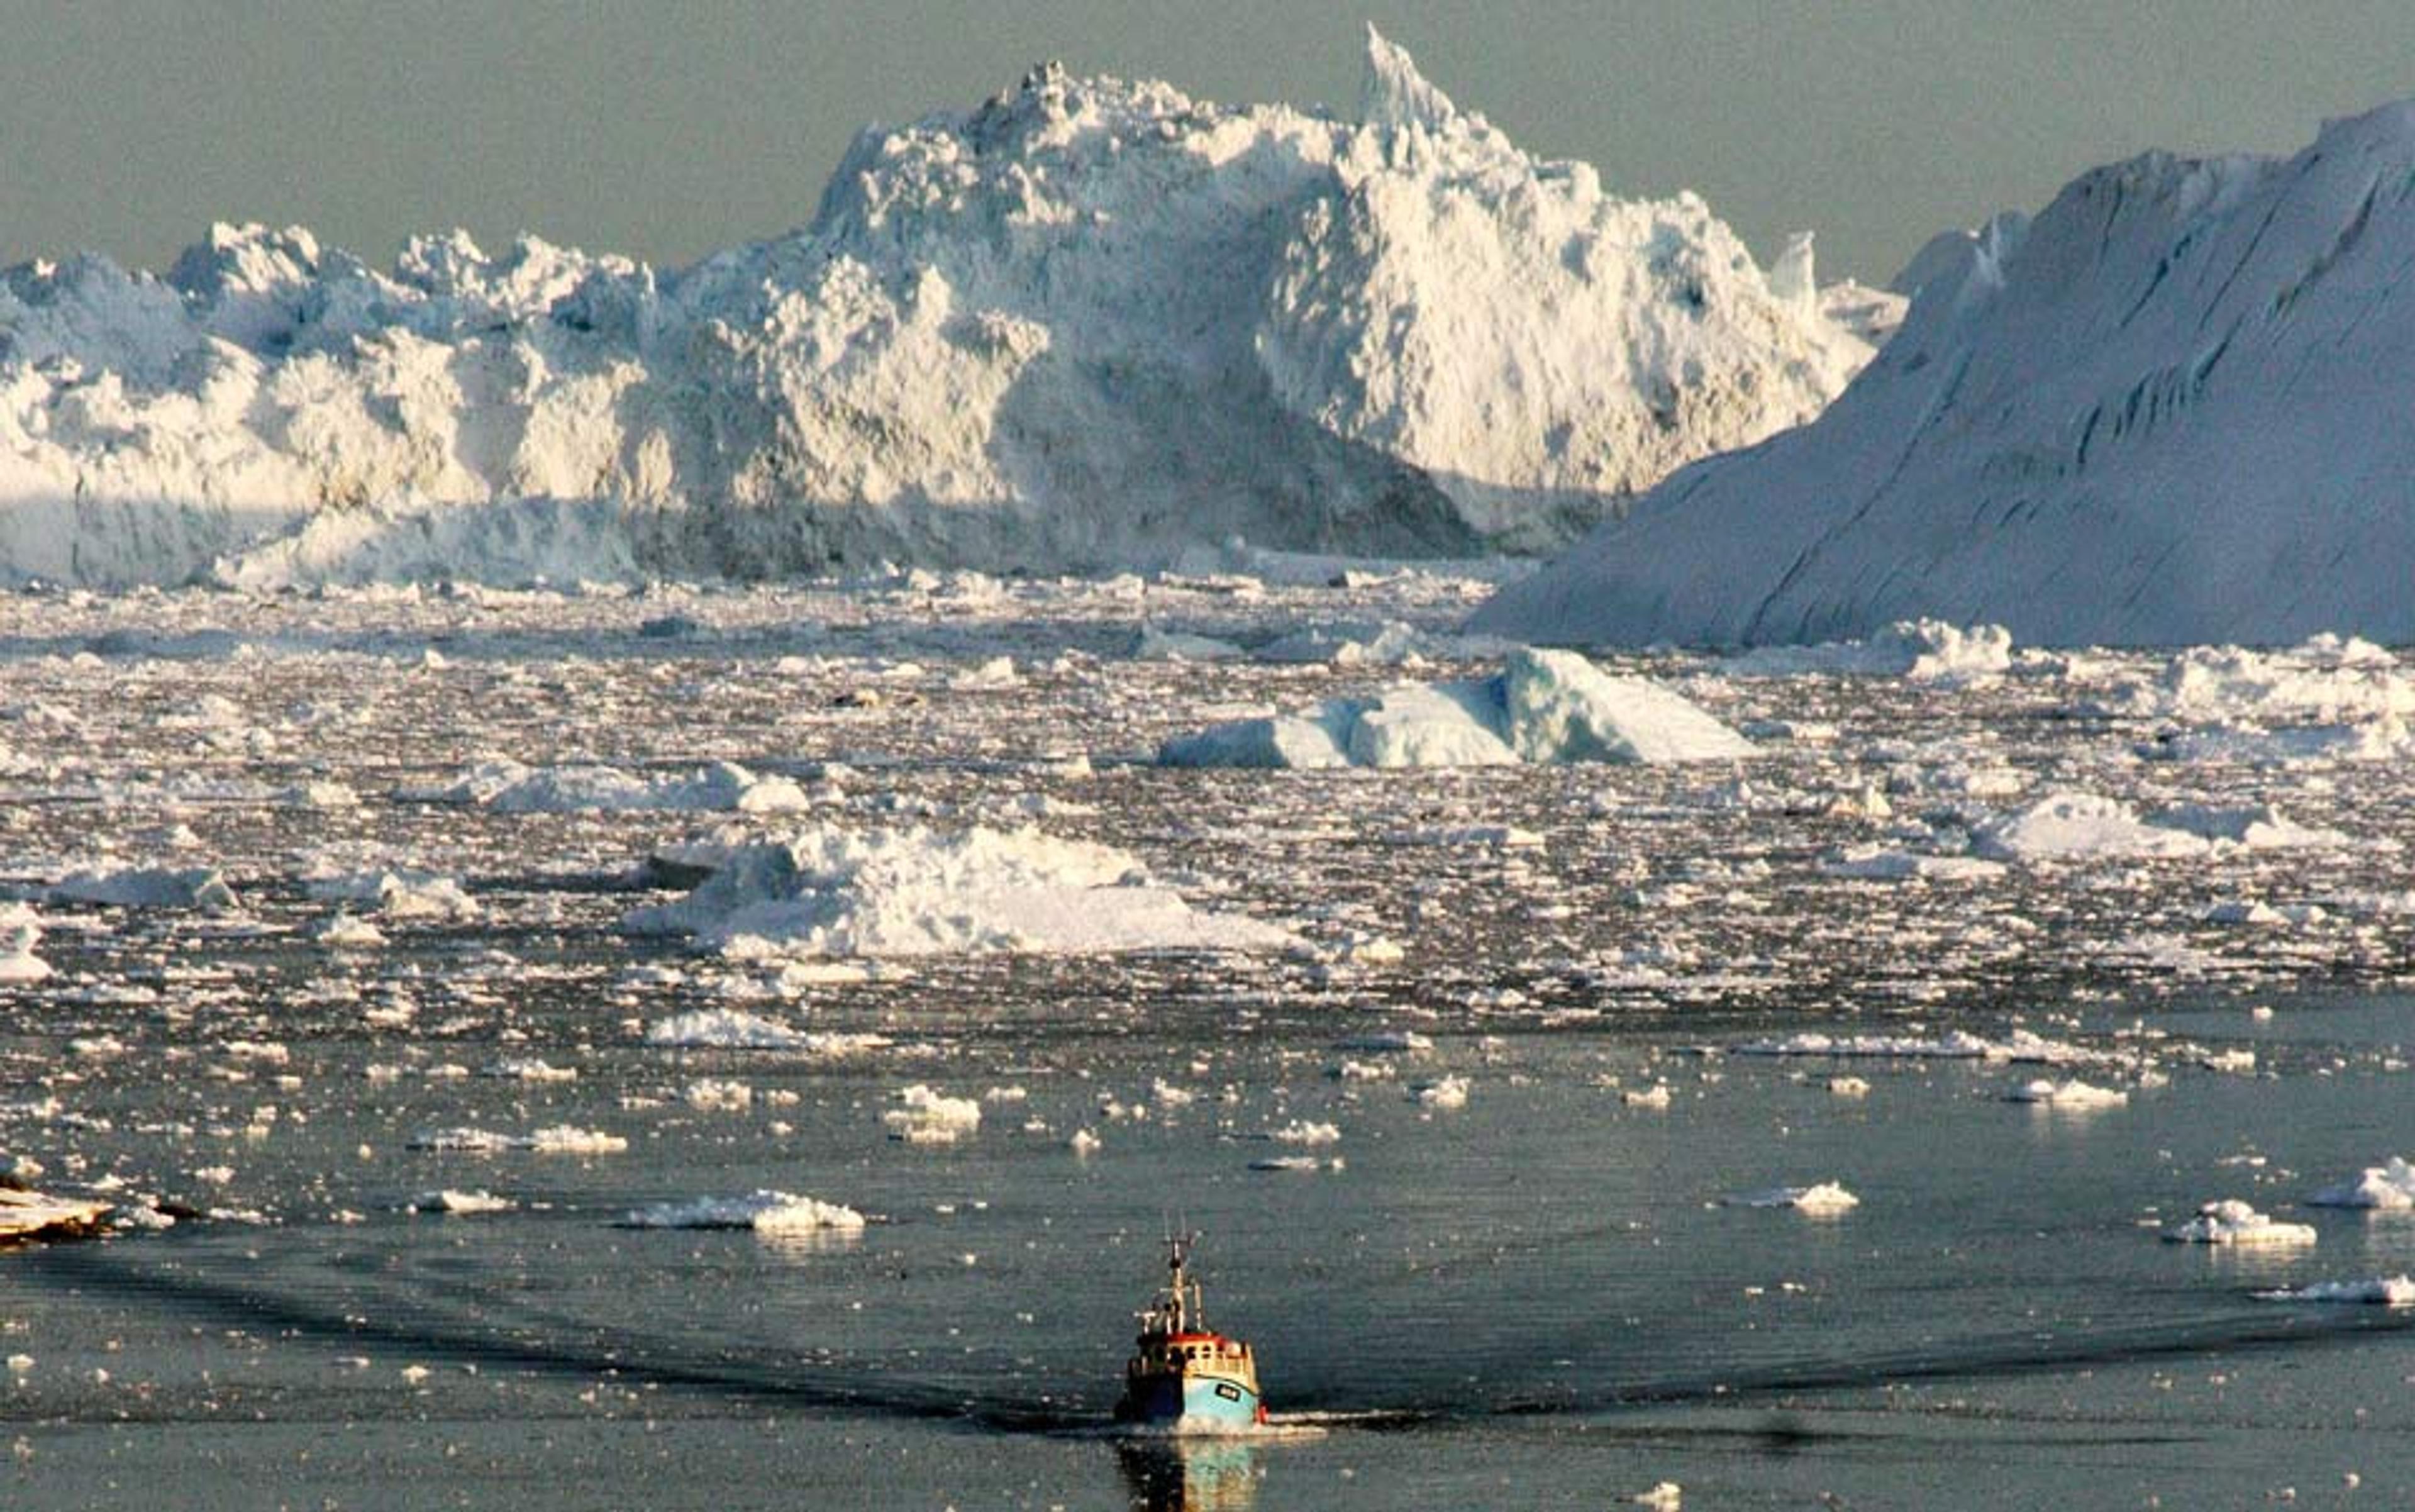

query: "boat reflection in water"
left=1115, top=1435, right=1262, bottom=1512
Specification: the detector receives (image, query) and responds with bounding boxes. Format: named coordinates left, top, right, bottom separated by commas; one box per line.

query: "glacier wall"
left=0, top=29, right=1887, bottom=588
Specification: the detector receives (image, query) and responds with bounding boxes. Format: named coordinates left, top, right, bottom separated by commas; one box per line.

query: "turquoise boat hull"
left=1114, top=1369, right=1262, bottom=1428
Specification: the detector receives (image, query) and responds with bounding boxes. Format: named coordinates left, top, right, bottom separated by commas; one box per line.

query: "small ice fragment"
left=1069, top=1129, right=1102, bottom=1157
left=2256, top=1276, right=2415, bottom=1306
left=2006, top=1079, right=2128, bottom=1109
left=1411, top=1076, right=1469, bottom=1109
left=2163, top=1199, right=2316, bottom=1246
left=1726, top=1183, right=1860, bottom=1215
left=884, top=1085, right=982, bottom=1144
left=2307, top=1157, right=2415, bottom=1209
left=618, top=1192, right=865, bottom=1233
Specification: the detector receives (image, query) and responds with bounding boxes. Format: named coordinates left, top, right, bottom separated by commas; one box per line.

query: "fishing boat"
left=1114, top=1231, right=1267, bottom=1429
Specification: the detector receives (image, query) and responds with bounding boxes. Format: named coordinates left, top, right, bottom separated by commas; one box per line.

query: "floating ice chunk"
left=407, top=1189, right=515, bottom=1215
left=1253, top=621, right=1432, bottom=666
left=1340, top=1030, right=1433, bottom=1054
left=1828, top=1077, right=1871, bottom=1098
left=1250, top=1155, right=1343, bottom=1173
left=1158, top=649, right=1749, bottom=769
left=1621, top=1084, right=1674, bottom=1109
left=947, top=657, right=1019, bottom=690
left=1631, top=1482, right=1684, bottom=1511
left=482, top=1058, right=576, bottom=1082
left=2151, top=803, right=2351, bottom=852
left=2163, top=1199, right=2315, bottom=1246
left=1736, top=1031, right=1992, bottom=1060
left=2257, top=1276, right=2415, bottom=1306
left=408, top=1126, right=626, bottom=1155
left=1132, top=625, right=1245, bottom=662
left=1349, top=683, right=1519, bottom=767
left=884, top=1085, right=982, bottom=1144
left=1726, top=1182, right=1859, bottom=1215
left=48, top=864, right=240, bottom=912
left=526, top=1126, right=628, bottom=1155
left=1724, top=621, right=2012, bottom=682
left=405, top=760, right=808, bottom=814
left=644, top=1009, right=890, bottom=1055
left=1158, top=713, right=1351, bottom=769
left=619, top=1192, right=865, bottom=1234
left=1411, top=1075, right=1469, bottom=1109
left=685, top=1079, right=752, bottom=1111
left=0, top=1189, right=111, bottom=1240
left=0, top=904, right=53, bottom=982
left=624, top=825, right=1294, bottom=957
left=1974, top=792, right=2212, bottom=862
left=2006, top=1079, right=2128, bottom=1109
left=1822, top=847, right=2007, bottom=882
left=2307, top=1157, right=2415, bottom=1209
left=316, top=913, right=387, bottom=947
left=306, top=870, right=479, bottom=920
left=1270, top=1121, right=1341, bottom=1146
left=1069, top=1128, right=1102, bottom=1156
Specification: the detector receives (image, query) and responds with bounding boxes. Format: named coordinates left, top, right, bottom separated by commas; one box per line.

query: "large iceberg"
left=1474, top=100, right=2415, bottom=647
left=0, top=30, right=1888, bottom=589
left=1158, top=647, right=1753, bottom=769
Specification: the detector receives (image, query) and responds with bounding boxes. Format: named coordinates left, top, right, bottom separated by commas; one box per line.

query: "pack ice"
left=1475, top=99, right=2415, bottom=647
left=0, top=29, right=1888, bottom=588
left=1158, top=647, right=1752, bottom=768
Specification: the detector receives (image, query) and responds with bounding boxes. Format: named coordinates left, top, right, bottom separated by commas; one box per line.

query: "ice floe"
left=304, top=870, right=480, bottom=920
left=0, top=904, right=52, bottom=982
left=1724, top=621, right=2012, bottom=683
left=1726, top=1182, right=1860, bottom=1215
left=404, top=759, right=810, bottom=814
left=624, top=825, right=1294, bottom=957
left=407, top=1189, right=516, bottom=1215
left=643, top=1009, right=891, bottom=1055
left=2257, top=1277, right=2415, bottom=1306
left=618, top=1192, right=865, bottom=1234
left=406, top=1126, right=628, bottom=1155
left=2005, top=1079, right=2128, bottom=1109
left=2307, top=1158, right=2415, bottom=1210
left=47, top=864, right=240, bottom=912
left=1160, top=648, right=1750, bottom=769
left=2163, top=1200, right=2316, bottom=1246
left=883, top=1085, right=982, bottom=1144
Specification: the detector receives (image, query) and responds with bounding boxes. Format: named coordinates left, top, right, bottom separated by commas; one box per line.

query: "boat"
left=1113, top=1231, right=1267, bottom=1430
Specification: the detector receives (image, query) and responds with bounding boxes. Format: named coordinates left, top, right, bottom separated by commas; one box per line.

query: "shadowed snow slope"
left=0, top=28, right=1885, bottom=589
left=1475, top=100, right=2415, bottom=648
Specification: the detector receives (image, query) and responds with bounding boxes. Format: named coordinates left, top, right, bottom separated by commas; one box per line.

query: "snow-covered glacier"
left=0, top=29, right=1887, bottom=589
left=1475, top=99, right=2415, bottom=648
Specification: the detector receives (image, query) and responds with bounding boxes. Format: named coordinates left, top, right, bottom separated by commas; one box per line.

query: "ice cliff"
left=0, top=29, right=1886, bottom=588
left=1475, top=101, right=2415, bottom=647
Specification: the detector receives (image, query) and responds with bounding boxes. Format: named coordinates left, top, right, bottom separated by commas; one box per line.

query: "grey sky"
left=4, top=1, right=2411, bottom=286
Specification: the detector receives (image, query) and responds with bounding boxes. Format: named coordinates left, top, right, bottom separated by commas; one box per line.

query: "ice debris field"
left=0, top=566, right=2406, bottom=1505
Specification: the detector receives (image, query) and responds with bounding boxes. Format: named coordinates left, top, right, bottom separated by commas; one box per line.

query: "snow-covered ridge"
left=0, top=30, right=1887, bottom=589
left=1475, top=99, right=2415, bottom=647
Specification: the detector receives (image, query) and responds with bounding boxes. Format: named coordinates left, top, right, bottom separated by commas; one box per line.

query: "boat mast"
left=1165, top=1229, right=1203, bottom=1333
